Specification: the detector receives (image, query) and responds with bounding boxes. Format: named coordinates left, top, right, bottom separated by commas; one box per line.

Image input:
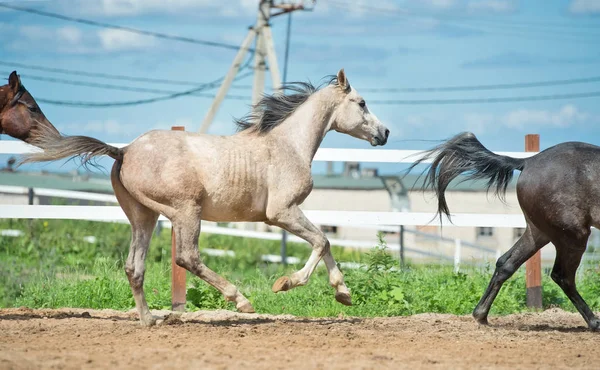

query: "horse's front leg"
left=268, top=205, right=352, bottom=306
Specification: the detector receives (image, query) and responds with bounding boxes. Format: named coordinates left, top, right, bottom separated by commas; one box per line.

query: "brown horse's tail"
left=18, top=123, right=124, bottom=167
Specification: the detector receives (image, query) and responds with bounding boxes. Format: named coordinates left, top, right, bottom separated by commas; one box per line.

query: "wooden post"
left=171, top=126, right=187, bottom=312
left=525, top=134, right=542, bottom=309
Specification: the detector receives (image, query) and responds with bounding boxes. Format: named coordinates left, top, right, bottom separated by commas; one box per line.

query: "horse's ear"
left=336, top=68, right=350, bottom=93
left=8, top=71, right=21, bottom=93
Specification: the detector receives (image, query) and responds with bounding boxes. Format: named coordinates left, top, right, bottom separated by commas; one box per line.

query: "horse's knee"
left=176, top=253, right=205, bottom=276
left=124, top=263, right=135, bottom=278
left=495, top=260, right=516, bottom=282
left=314, top=236, right=330, bottom=257
left=175, top=254, right=192, bottom=270
left=550, top=268, right=573, bottom=290
left=125, top=266, right=145, bottom=290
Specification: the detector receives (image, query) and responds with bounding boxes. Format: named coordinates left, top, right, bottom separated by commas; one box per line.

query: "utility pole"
left=198, top=1, right=315, bottom=134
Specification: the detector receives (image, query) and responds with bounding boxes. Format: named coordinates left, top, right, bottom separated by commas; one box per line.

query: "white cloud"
left=97, top=29, right=155, bottom=51
left=569, top=0, right=600, bottom=14
left=503, top=105, right=589, bottom=129
left=65, top=0, right=256, bottom=17
left=463, top=112, right=496, bottom=132
left=467, top=0, right=516, bottom=14
left=14, top=25, right=96, bottom=53
left=396, top=105, right=594, bottom=136
left=426, top=0, right=458, bottom=9
left=12, top=25, right=159, bottom=54
left=56, top=26, right=83, bottom=45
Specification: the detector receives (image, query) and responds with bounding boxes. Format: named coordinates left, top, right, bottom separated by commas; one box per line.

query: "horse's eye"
left=358, top=100, right=366, bottom=108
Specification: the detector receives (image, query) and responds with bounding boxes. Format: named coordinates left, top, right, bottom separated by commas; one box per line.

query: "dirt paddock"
left=0, top=307, right=597, bottom=370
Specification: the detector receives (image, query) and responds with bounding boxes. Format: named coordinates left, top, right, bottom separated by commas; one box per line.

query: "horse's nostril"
left=385, top=129, right=390, bottom=139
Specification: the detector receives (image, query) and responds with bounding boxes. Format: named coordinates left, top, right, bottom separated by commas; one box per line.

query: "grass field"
left=1, top=219, right=598, bottom=317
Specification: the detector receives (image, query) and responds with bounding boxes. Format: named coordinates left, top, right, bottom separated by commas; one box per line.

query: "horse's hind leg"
left=268, top=206, right=351, bottom=305
left=550, top=232, right=600, bottom=331
left=473, top=223, right=549, bottom=325
left=112, top=166, right=159, bottom=327
left=172, top=210, right=254, bottom=313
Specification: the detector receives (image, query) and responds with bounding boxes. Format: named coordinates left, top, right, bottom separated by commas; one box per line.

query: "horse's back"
left=119, top=130, right=270, bottom=222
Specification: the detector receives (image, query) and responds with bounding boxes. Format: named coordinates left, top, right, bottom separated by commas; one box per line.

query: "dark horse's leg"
left=551, top=233, right=600, bottom=331
left=473, top=224, right=549, bottom=325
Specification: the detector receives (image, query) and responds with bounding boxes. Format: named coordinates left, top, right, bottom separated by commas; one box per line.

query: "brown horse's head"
left=0, top=71, right=58, bottom=144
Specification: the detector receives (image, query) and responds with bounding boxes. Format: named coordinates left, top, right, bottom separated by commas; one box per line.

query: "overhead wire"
left=369, top=91, right=600, bottom=105
left=29, top=52, right=256, bottom=108
left=326, top=0, right=600, bottom=43
left=0, top=3, right=250, bottom=52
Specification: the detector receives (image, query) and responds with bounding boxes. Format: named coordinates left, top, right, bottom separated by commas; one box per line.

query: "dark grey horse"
left=408, top=131, right=599, bottom=331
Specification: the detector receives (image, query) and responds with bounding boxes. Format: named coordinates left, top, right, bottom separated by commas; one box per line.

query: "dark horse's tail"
left=18, top=122, right=123, bottom=167
left=407, top=132, right=526, bottom=223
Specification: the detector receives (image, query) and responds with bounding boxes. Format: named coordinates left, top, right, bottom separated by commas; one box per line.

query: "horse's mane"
left=234, top=75, right=348, bottom=134
left=0, top=82, right=9, bottom=111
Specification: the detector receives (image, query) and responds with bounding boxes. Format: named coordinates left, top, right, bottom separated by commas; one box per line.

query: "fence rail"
left=1, top=140, right=536, bottom=163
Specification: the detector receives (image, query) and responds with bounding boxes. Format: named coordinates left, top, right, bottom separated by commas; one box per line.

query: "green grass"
left=1, top=219, right=599, bottom=317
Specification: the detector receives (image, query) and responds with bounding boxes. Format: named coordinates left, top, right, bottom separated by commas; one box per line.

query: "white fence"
left=0, top=140, right=537, bottom=270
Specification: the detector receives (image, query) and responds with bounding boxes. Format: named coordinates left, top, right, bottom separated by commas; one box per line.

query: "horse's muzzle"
left=372, top=128, right=390, bottom=146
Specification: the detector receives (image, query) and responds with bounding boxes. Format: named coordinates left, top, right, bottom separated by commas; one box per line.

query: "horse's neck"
left=271, top=89, right=337, bottom=164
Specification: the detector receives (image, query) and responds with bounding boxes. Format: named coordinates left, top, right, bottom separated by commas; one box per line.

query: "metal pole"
left=525, top=134, right=542, bottom=309
left=171, top=126, right=187, bottom=312
left=281, top=230, right=288, bottom=266
left=399, top=225, right=405, bottom=267
left=27, top=187, right=34, bottom=205
left=454, top=239, right=462, bottom=273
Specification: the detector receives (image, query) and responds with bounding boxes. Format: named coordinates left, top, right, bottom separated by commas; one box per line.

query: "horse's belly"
left=200, top=189, right=268, bottom=223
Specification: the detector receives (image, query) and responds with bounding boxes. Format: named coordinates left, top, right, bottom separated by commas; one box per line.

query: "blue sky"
left=1, top=0, right=599, bottom=176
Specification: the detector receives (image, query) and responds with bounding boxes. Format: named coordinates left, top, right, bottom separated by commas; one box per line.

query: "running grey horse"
left=20, top=69, right=390, bottom=326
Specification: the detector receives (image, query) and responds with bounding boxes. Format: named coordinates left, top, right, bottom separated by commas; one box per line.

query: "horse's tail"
left=18, top=122, right=123, bottom=167
left=406, top=132, right=526, bottom=223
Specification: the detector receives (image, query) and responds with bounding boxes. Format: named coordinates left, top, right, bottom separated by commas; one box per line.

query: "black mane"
left=234, top=75, right=347, bottom=134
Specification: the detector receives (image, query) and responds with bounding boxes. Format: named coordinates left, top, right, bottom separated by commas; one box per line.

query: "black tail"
left=17, top=122, right=123, bottom=168
left=406, top=132, right=526, bottom=223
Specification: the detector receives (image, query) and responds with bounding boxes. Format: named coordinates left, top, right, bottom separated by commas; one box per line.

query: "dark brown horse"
left=0, top=71, right=59, bottom=144
left=409, top=132, right=599, bottom=331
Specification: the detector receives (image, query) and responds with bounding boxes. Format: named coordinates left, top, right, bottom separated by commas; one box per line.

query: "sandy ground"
left=0, top=307, right=597, bottom=370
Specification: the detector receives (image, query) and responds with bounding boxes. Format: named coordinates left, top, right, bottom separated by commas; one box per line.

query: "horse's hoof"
left=272, top=276, right=292, bottom=293
left=140, top=316, right=157, bottom=327
left=589, top=318, right=600, bottom=331
left=335, top=292, right=352, bottom=306
left=473, top=315, right=489, bottom=326
left=237, top=301, right=255, bottom=314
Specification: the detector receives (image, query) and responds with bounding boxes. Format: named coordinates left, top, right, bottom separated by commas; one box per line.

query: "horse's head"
left=329, top=69, right=389, bottom=147
left=0, top=71, right=56, bottom=143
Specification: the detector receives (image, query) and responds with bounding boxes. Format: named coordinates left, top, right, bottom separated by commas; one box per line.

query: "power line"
left=369, top=91, right=600, bottom=105
left=327, top=0, right=600, bottom=43
left=7, top=59, right=600, bottom=93
left=31, top=66, right=255, bottom=108
left=0, top=60, right=212, bottom=86
left=4, top=71, right=219, bottom=95
left=0, top=60, right=254, bottom=91
left=359, top=76, right=600, bottom=93
left=36, top=87, right=252, bottom=108
left=0, top=3, right=250, bottom=52
left=328, top=0, right=600, bottom=32
left=3, top=71, right=254, bottom=95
